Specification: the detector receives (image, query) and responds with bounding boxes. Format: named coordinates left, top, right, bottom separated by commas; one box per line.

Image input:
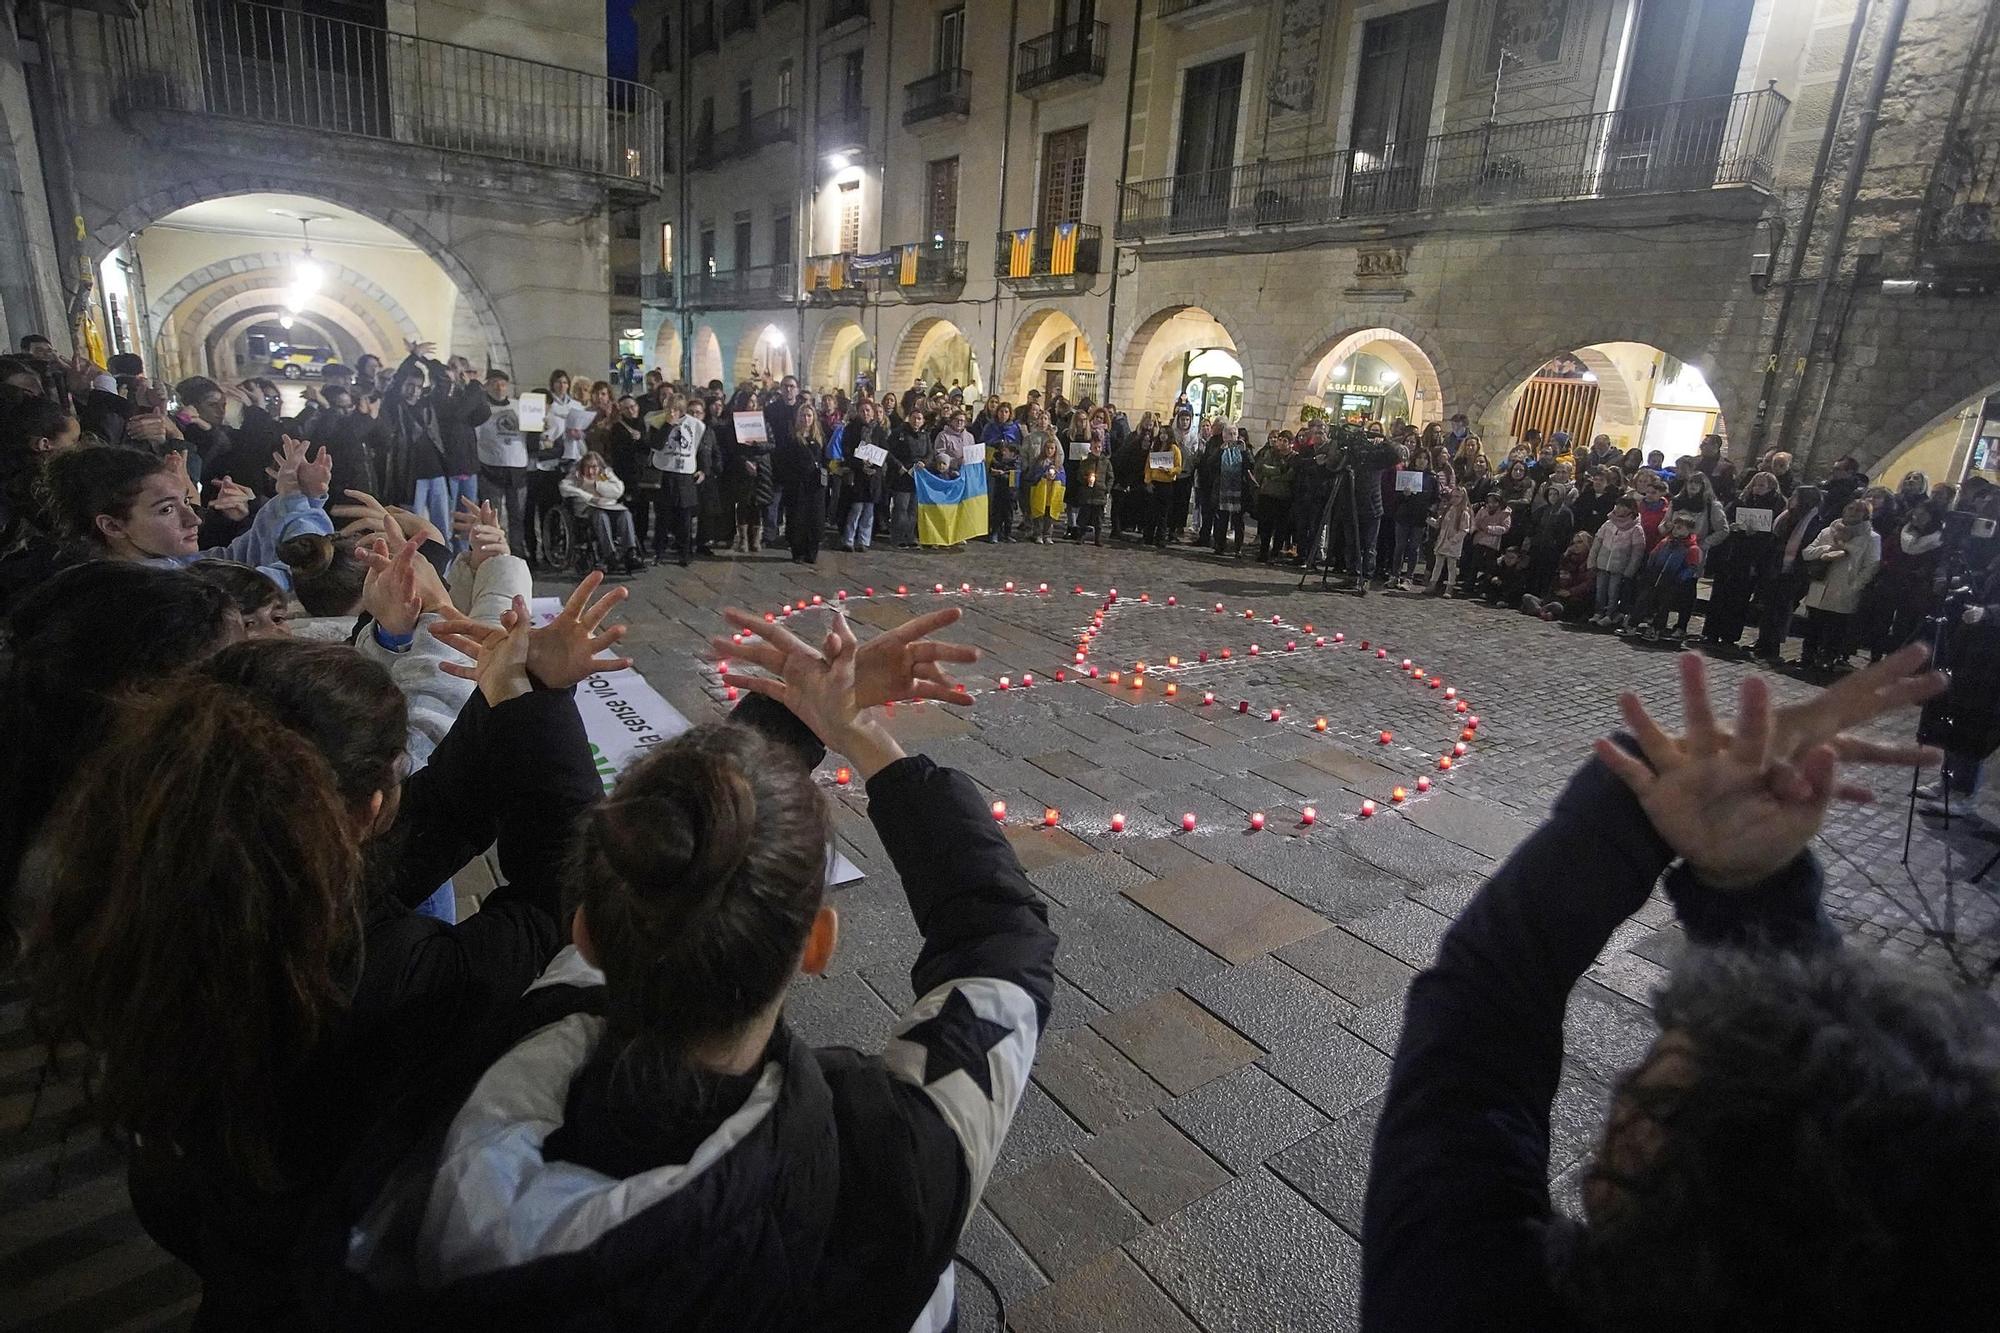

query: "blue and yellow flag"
left=915, top=460, right=989, bottom=545
left=1008, top=229, right=1035, bottom=278
left=899, top=244, right=919, bottom=286
left=1050, top=222, right=1077, bottom=276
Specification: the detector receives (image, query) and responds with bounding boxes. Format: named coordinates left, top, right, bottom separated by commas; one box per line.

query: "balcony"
left=887, top=239, right=969, bottom=297
left=721, top=0, right=756, bottom=37
left=689, top=106, right=797, bottom=170
left=112, top=0, right=665, bottom=197
left=804, top=253, right=866, bottom=304
left=823, top=0, right=868, bottom=34
left=904, top=68, right=970, bottom=127
left=1159, top=0, right=1261, bottom=22
left=641, top=271, right=675, bottom=301
left=821, top=101, right=871, bottom=154
left=1018, top=20, right=1107, bottom=95
left=688, top=263, right=795, bottom=309
left=689, top=17, right=718, bottom=56
left=1117, top=87, right=1789, bottom=241
left=995, top=223, right=1103, bottom=293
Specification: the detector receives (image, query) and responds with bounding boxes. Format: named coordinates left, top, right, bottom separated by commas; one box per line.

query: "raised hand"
left=385, top=505, right=442, bottom=547
left=358, top=536, right=425, bottom=638
left=433, top=596, right=534, bottom=706
left=164, top=450, right=197, bottom=507
left=332, top=488, right=390, bottom=538
left=270, top=437, right=311, bottom=497
left=451, top=495, right=501, bottom=541
left=434, top=572, right=631, bottom=691
left=209, top=477, right=254, bottom=522
left=711, top=604, right=978, bottom=711
left=1596, top=650, right=1943, bottom=889
left=712, top=606, right=907, bottom=778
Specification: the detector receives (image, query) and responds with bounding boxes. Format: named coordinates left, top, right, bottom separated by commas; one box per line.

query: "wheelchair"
left=538, top=503, right=605, bottom=576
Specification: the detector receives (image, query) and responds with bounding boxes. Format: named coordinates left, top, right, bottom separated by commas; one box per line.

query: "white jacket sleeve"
left=354, top=617, right=476, bottom=772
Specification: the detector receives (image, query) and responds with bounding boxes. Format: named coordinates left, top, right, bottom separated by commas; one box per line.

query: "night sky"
left=606, top=0, right=637, bottom=81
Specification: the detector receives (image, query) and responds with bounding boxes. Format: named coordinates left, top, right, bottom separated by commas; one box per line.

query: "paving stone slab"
left=956, top=1204, right=1049, bottom=1312
left=1031, top=1026, right=1170, bottom=1133
left=1260, top=1026, right=1395, bottom=1119
left=1274, top=928, right=1417, bottom=1007
left=1214, top=839, right=1414, bottom=925
left=1029, top=852, right=1157, bottom=909
left=1128, top=1171, right=1363, bottom=1333
left=1091, top=990, right=1262, bottom=1097
left=1562, top=981, right=1660, bottom=1084
left=992, top=1081, right=1093, bottom=1184
left=1123, top=863, right=1333, bottom=965
left=1007, top=825, right=1100, bottom=872
left=985, top=1152, right=1146, bottom=1282
left=1395, top=788, right=1533, bottom=860
left=1162, top=1063, right=1331, bottom=1175
left=1183, top=955, right=1355, bottom=1051
left=1010, top=1247, right=1202, bottom=1333
left=1342, top=898, right=1455, bottom=970
left=1267, top=1096, right=1386, bottom=1236
left=1049, top=897, right=1229, bottom=1012
left=1114, top=835, right=1213, bottom=879
left=1077, top=1109, right=1232, bottom=1225
left=783, top=972, right=898, bottom=1051
left=1338, top=994, right=1409, bottom=1058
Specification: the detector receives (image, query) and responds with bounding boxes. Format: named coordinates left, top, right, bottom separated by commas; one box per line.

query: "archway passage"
left=733, top=323, right=795, bottom=385
left=1001, top=307, right=1099, bottom=403
left=808, top=318, right=874, bottom=393
left=890, top=316, right=983, bottom=397
left=652, top=324, right=684, bottom=379
left=1873, top=388, right=2000, bottom=491
left=1300, top=328, right=1444, bottom=428
left=1482, top=342, right=1719, bottom=461
left=114, top=192, right=493, bottom=385
left=691, top=325, right=725, bottom=386
left=1115, top=305, right=1243, bottom=421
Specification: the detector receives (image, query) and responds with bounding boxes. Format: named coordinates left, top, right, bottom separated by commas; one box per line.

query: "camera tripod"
left=1296, top=462, right=1367, bottom=593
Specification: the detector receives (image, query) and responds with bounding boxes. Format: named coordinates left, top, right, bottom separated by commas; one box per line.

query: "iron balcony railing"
left=641, top=271, right=675, bottom=300
left=905, top=68, right=970, bottom=125
left=893, top=239, right=969, bottom=286
left=1018, top=20, right=1108, bottom=93
left=690, top=106, right=797, bottom=168
left=994, top=223, right=1104, bottom=279
left=721, top=0, right=756, bottom=37
left=823, top=0, right=868, bottom=31
left=112, top=0, right=664, bottom=194
left=688, top=263, right=794, bottom=307
left=1118, top=86, right=1788, bottom=240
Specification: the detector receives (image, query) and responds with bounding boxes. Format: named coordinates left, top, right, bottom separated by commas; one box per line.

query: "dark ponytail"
left=570, top=723, right=828, bottom=1058
left=40, top=445, right=169, bottom=546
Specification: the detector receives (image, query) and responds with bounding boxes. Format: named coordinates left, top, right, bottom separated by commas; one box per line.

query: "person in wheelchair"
left=557, top=450, right=643, bottom=574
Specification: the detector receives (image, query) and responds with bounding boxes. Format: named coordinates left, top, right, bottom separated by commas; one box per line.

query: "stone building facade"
left=638, top=0, right=1999, bottom=479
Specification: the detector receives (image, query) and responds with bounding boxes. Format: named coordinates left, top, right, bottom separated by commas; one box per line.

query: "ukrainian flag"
left=1050, top=222, right=1077, bottom=276
left=1008, top=228, right=1035, bottom=278
left=915, top=460, right=989, bottom=545
left=900, top=244, right=920, bottom=286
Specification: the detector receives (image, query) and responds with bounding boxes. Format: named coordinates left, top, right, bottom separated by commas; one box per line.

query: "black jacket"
left=308, top=408, right=380, bottom=503
left=318, top=741, right=1056, bottom=1333
left=1361, top=745, right=1832, bottom=1331
left=432, top=371, right=493, bottom=477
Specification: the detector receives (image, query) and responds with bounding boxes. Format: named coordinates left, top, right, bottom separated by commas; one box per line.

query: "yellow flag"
left=1009, top=229, right=1035, bottom=278
left=1050, top=223, right=1077, bottom=276
left=900, top=244, right=919, bottom=286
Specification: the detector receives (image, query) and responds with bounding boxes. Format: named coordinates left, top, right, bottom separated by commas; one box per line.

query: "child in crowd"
left=1634, top=470, right=1670, bottom=547
left=1519, top=531, right=1594, bottom=621
left=559, top=450, right=642, bottom=574
left=1622, top=511, right=1704, bottom=641
left=1070, top=446, right=1108, bottom=545
left=1430, top=487, right=1471, bottom=594
left=1024, top=439, right=1066, bottom=545
left=1478, top=546, right=1530, bottom=605
left=1461, top=493, right=1513, bottom=596
left=1587, top=496, right=1647, bottom=626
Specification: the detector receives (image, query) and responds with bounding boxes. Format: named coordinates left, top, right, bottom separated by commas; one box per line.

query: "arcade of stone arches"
left=668, top=306, right=1727, bottom=455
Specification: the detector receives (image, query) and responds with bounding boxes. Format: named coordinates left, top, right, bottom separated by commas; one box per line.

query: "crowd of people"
left=1, top=328, right=1998, bottom=1330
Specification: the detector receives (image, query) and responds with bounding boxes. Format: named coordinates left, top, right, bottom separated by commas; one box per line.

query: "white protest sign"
left=517, top=392, right=547, bottom=433
left=959, top=442, right=986, bottom=465
left=1394, top=469, right=1426, bottom=493
left=854, top=442, right=888, bottom=467
left=530, top=599, right=863, bottom=886
left=1068, top=441, right=1093, bottom=460
left=1149, top=451, right=1175, bottom=471
left=1736, top=507, right=1773, bottom=533
left=734, top=410, right=769, bottom=442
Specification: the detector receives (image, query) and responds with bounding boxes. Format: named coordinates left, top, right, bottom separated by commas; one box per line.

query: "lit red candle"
left=1250, top=812, right=1266, bottom=831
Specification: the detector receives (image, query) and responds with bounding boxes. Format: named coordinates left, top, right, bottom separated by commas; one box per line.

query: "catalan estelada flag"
left=899, top=244, right=919, bottom=286
left=1008, top=229, right=1035, bottom=278
left=915, top=459, right=989, bottom=545
left=1050, top=222, right=1077, bottom=276
left=828, top=254, right=848, bottom=291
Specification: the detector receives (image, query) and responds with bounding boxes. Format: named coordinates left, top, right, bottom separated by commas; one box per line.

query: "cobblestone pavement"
left=598, top=536, right=2000, bottom=1333
left=5, top=535, right=1993, bottom=1332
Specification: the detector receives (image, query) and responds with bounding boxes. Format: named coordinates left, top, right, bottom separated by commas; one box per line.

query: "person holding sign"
left=1143, top=428, right=1182, bottom=549
left=838, top=400, right=888, bottom=552
left=645, top=397, right=710, bottom=568
left=776, top=403, right=831, bottom=567
left=1702, top=470, right=1786, bottom=649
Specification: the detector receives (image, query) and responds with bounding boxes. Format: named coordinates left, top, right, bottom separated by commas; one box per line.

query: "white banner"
left=854, top=442, right=888, bottom=467
left=653, top=423, right=699, bottom=475
left=733, top=410, right=769, bottom=442
left=531, top=599, right=862, bottom=886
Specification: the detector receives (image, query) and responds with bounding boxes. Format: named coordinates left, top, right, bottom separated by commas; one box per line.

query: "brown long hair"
left=31, top=675, right=366, bottom=1186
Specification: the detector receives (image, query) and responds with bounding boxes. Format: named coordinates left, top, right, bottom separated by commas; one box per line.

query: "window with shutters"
left=936, top=7, right=965, bottom=70
left=699, top=225, right=717, bottom=274
left=733, top=212, right=753, bottom=269
left=838, top=180, right=862, bottom=252
left=1037, top=126, right=1088, bottom=234
left=778, top=60, right=794, bottom=111
left=771, top=213, right=792, bottom=266
left=924, top=157, right=960, bottom=241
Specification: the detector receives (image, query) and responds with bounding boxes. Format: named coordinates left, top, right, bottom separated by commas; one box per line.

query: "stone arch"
left=691, top=325, right=725, bottom=385
left=206, top=308, right=361, bottom=378
left=171, top=284, right=398, bottom=382
left=1466, top=325, right=1735, bottom=442
left=733, top=321, right=794, bottom=384
left=1109, top=300, right=1254, bottom=420
left=999, top=304, right=1098, bottom=402
left=1280, top=315, right=1453, bottom=428
left=147, top=252, right=425, bottom=353
left=888, top=314, right=982, bottom=394
left=1865, top=350, right=2000, bottom=477
left=653, top=323, right=684, bottom=377
left=162, top=267, right=412, bottom=368
left=89, top=178, right=511, bottom=375
left=808, top=316, right=871, bottom=390
left=1472, top=336, right=1727, bottom=457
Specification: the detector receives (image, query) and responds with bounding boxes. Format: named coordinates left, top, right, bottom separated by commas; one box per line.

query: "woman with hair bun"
left=328, top=604, right=1045, bottom=1333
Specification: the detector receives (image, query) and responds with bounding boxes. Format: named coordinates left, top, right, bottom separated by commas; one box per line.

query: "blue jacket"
left=142, top=491, right=332, bottom=592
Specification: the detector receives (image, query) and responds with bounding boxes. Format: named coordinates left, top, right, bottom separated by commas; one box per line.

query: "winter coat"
left=1470, top=504, right=1513, bottom=550
left=323, top=747, right=1055, bottom=1333
left=1252, top=444, right=1294, bottom=502
left=1070, top=455, right=1109, bottom=505
left=561, top=469, right=629, bottom=512
left=1553, top=546, right=1594, bottom=604
left=1588, top=517, right=1648, bottom=578
left=1672, top=493, right=1731, bottom=552
left=1393, top=470, right=1437, bottom=524
left=1801, top=522, right=1882, bottom=615
left=1434, top=503, right=1472, bottom=560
